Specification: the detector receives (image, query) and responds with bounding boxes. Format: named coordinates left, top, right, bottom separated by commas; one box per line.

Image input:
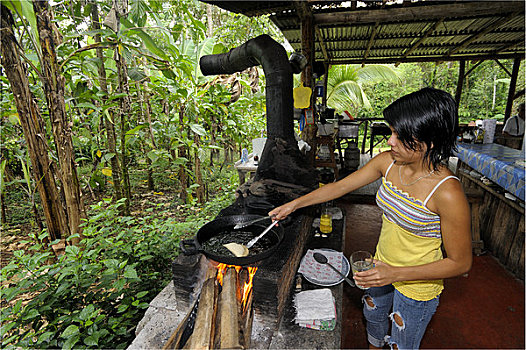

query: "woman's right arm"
left=269, top=151, right=391, bottom=220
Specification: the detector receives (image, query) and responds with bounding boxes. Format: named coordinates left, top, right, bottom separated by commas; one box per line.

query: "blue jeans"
left=362, top=285, right=439, bottom=350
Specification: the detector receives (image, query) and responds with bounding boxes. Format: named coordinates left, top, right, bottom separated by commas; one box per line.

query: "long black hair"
left=383, top=87, right=458, bottom=171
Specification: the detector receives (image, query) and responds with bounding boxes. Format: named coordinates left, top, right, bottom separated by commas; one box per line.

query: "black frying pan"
left=179, top=214, right=286, bottom=265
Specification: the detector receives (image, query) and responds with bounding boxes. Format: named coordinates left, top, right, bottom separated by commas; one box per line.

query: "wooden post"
left=322, top=62, right=329, bottom=107
left=296, top=2, right=317, bottom=167
left=455, top=60, right=465, bottom=111
left=504, top=58, right=521, bottom=121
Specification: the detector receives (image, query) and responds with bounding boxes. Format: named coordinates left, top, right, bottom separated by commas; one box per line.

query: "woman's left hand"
left=353, top=260, right=397, bottom=288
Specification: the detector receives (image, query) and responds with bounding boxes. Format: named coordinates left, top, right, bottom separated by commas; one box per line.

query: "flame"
left=242, top=266, right=258, bottom=310
left=216, top=263, right=258, bottom=311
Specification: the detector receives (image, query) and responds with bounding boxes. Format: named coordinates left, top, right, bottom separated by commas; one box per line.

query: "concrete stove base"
left=128, top=210, right=345, bottom=349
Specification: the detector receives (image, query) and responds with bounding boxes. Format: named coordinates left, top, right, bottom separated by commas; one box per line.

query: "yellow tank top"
left=375, top=216, right=444, bottom=301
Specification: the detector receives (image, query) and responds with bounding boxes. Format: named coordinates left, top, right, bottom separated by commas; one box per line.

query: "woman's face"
left=387, top=126, right=427, bottom=164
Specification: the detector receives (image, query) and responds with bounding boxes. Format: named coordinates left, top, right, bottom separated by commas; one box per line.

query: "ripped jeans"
left=363, top=285, right=439, bottom=350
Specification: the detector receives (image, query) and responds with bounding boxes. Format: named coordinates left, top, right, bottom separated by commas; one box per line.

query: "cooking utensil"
left=313, top=252, right=356, bottom=287
left=233, top=215, right=274, bottom=230
left=179, top=214, right=285, bottom=266
left=224, top=219, right=279, bottom=257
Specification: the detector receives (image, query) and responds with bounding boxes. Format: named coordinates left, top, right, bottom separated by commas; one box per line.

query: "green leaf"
left=84, top=332, right=101, bottom=347
left=0, top=160, right=7, bottom=194
left=65, top=245, right=80, bottom=256
left=62, top=334, right=80, bottom=350
left=177, top=88, right=188, bottom=98
left=0, top=322, right=17, bottom=338
left=78, top=304, right=95, bottom=321
left=126, top=124, right=148, bottom=135
left=128, top=67, right=147, bottom=81
left=4, top=0, right=40, bottom=50
left=190, top=124, right=206, bottom=136
left=138, top=302, right=150, bottom=309
left=38, top=331, right=55, bottom=344
left=212, top=43, right=227, bottom=55
left=75, top=102, right=98, bottom=110
left=123, top=266, right=138, bottom=279
left=7, top=113, right=19, bottom=125
left=60, top=325, right=79, bottom=339
left=117, top=304, right=129, bottom=313
left=108, top=93, right=128, bottom=101
left=120, top=17, right=168, bottom=60
left=136, top=291, right=148, bottom=299
left=12, top=299, right=23, bottom=314
left=113, top=278, right=126, bottom=291
left=22, top=308, right=39, bottom=320
left=102, top=153, right=116, bottom=162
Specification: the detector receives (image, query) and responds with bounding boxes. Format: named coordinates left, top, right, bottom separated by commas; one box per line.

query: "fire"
left=216, top=263, right=258, bottom=311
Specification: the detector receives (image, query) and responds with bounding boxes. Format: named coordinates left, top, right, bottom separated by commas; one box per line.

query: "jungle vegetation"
left=1, top=0, right=524, bottom=348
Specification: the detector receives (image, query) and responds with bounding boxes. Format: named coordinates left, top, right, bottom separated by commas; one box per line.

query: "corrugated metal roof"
left=203, top=0, right=525, bottom=65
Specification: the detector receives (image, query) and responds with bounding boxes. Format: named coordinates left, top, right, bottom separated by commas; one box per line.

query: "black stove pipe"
left=200, top=34, right=295, bottom=142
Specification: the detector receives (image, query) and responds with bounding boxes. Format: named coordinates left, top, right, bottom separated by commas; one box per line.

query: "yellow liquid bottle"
left=320, top=213, right=333, bottom=234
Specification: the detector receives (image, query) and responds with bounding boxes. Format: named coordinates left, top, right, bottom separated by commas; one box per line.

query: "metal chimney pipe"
left=199, top=34, right=295, bottom=142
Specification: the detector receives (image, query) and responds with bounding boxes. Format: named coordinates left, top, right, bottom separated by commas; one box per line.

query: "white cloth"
left=502, top=115, right=525, bottom=136
left=298, top=249, right=345, bottom=284
left=293, top=288, right=335, bottom=323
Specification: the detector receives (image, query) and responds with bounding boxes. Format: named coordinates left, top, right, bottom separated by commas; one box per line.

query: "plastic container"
left=252, top=138, right=267, bottom=158
left=344, top=143, right=360, bottom=170
left=482, top=119, right=497, bottom=144
left=339, top=122, right=359, bottom=138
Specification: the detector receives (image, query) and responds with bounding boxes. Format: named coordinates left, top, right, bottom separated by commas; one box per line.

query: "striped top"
left=376, top=161, right=459, bottom=239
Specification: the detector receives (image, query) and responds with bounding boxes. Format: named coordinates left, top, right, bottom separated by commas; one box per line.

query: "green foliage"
left=1, top=199, right=198, bottom=349
left=326, top=64, right=400, bottom=115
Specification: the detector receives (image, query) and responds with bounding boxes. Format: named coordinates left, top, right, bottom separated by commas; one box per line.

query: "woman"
left=269, top=87, right=472, bottom=349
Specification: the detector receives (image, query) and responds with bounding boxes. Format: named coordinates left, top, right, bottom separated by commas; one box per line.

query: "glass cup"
left=319, top=207, right=333, bottom=234
left=350, top=250, right=373, bottom=290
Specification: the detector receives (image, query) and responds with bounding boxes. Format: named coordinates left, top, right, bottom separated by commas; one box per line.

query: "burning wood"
left=165, top=263, right=257, bottom=349
left=217, top=267, right=242, bottom=349
left=186, top=267, right=218, bottom=350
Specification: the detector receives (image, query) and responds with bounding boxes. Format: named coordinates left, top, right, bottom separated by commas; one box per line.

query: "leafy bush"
left=1, top=199, right=202, bottom=349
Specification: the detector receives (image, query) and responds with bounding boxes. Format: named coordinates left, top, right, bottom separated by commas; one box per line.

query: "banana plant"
left=326, top=64, right=401, bottom=114
left=14, top=155, right=43, bottom=234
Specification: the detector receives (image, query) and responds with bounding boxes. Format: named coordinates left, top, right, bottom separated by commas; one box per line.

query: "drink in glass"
left=319, top=207, right=332, bottom=234
left=351, top=250, right=373, bottom=290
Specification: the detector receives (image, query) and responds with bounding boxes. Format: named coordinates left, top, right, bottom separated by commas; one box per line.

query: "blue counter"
left=455, top=143, right=525, bottom=201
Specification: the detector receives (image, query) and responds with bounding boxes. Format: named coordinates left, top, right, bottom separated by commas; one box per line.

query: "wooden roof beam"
left=494, top=59, right=512, bottom=77
left=446, top=12, right=521, bottom=57
left=329, top=52, right=523, bottom=65
left=395, top=19, right=444, bottom=67
left=293, top=0, right=312, bottom=20
left=314, top=25, right=329, bottom=62
left=362, top=0, right=388, bottom=66
left=313, top=1, right=522, bottom=25
left=491, top=39, right=525, bottom=55
left=362, top=25, right=379, bottom=66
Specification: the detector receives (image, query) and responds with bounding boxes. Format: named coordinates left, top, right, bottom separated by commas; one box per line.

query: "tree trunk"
left=178, top=105, right=188, bottom=203
left=0, top=4, right=68, bottom=241
left=90, top=0, right=124, bottom=201
left=194, top=133, right=205, bottom=204
left=114, top=47, right=132, bottom=208
left=1, top=192, right=6, bottom=226
left=136, top=67, right=156, bottom=191
left=109, top=1, right=132, bottom=213
left=209, top=115, right=218, bottom=167
left=33, top=0, right=86, bottom=243
left=206, top=4, right=214, bottom=37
